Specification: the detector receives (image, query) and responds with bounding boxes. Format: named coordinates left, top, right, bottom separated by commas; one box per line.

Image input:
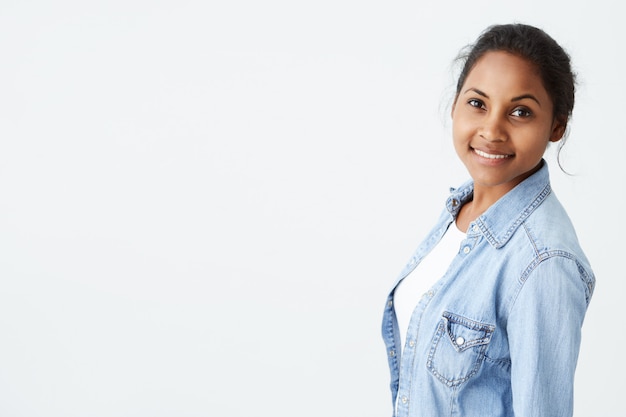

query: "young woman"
left=382, top=24, right=595, bottom=417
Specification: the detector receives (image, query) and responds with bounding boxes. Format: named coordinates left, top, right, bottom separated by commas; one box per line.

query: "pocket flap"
left=442, top=311, right=495, bottom=352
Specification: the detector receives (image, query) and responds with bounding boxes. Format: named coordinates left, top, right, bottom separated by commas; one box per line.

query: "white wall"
left=0, top=1, right=620, bottom=416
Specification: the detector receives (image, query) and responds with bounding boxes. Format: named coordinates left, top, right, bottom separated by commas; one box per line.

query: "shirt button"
left=456, top=336, right=465, bottom=346
left=463, top=246, right=470, bottom=254
left=387, top=300, right=393, bottom=308
left=401, top=396, right=408, bottom=404
left=451, top=199, right=459, bottom=207
left=409, top=340, right=415, bottom=347
left=427, top=290, right=434, bottom=297
left=389, top=349, right=395, bottom=357
left=472, top=225, right=479, bottom=233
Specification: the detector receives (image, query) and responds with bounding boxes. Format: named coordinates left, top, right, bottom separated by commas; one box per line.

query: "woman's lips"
left=473, top=148, right=512, bottom=159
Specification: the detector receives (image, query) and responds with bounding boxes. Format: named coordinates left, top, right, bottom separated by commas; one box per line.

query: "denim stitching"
left=427, top=313, right=495, bottom=387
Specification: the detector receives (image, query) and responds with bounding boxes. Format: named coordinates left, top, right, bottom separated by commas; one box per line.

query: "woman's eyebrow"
left=464, top=87, right=488, bottom=97
left=511, top=94, right=541, bottom=107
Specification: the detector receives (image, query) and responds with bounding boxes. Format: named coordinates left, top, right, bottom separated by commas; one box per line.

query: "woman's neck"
left=455, top=185, right=507, bottom=232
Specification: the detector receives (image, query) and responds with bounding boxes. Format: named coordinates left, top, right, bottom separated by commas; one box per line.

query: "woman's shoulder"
left=524, top=190, right=582, bottom=251
left=516, top=191, right=594, bottom=286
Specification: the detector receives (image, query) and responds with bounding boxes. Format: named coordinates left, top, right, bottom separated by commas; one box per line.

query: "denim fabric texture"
left=382, top=161, right=595, bottom=417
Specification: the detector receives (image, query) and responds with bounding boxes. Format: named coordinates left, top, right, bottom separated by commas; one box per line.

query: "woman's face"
left=452, top=51, right=564, bottom=195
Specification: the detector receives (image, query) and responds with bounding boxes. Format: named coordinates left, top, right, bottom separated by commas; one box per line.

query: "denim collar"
left=446, top=160, right=551, bottom=249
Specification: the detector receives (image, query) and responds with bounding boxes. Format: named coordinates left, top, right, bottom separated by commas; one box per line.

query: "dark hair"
left=455, top=24, right=575, bottom=126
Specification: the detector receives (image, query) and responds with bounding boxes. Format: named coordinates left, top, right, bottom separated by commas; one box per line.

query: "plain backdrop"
left=0, top=1, right=622, bottom=416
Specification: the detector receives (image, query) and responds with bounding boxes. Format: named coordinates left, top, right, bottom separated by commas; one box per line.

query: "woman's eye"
left=468, top=99, right=484, bottom=109
left=511, top=108, right=532, bottom=117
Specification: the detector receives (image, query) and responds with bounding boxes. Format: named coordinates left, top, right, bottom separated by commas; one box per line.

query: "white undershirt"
left=394, top=222, right=466, bottom=350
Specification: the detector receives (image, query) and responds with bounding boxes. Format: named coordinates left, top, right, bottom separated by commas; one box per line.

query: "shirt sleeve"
left=507, top=254, right=592, bottom=417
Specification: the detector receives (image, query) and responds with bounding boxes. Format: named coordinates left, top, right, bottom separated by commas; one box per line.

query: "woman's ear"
left=549, top=118, right=567, bottom=142
left=451, top=97, right=458, bottom=118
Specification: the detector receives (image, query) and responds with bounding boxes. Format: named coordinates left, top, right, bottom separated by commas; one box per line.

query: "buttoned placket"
left=394, top=286, right=438, bottom=417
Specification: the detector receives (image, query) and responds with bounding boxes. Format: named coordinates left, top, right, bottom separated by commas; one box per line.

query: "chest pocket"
left=427, top=311, right=495, bottom=387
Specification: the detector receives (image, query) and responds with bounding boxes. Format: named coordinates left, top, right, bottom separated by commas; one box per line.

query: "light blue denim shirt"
left=382, top=162, right=595, bottom=417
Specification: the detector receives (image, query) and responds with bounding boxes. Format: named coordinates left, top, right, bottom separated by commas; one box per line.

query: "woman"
left=382, top=24, right=595, bottom=417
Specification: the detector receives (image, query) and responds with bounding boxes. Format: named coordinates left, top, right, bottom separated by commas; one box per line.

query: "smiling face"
left=452, top=51, right=565, bottom=198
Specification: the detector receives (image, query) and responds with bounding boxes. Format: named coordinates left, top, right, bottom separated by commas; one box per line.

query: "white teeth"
left=474, top=149, right=511, bottom=159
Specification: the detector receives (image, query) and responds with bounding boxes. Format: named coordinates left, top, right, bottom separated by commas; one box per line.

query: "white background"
left=0, top=1, right=622, bottom=416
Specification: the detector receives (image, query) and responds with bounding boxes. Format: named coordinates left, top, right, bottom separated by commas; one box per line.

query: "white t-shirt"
left=393, top=222, right=466, bottom=350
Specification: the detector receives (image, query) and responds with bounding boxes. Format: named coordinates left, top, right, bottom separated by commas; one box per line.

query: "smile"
left=473, top=148, right=512, bottom=159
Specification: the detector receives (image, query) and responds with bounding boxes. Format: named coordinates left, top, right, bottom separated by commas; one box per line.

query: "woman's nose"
left=480, top=113, right=507, bottom=142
